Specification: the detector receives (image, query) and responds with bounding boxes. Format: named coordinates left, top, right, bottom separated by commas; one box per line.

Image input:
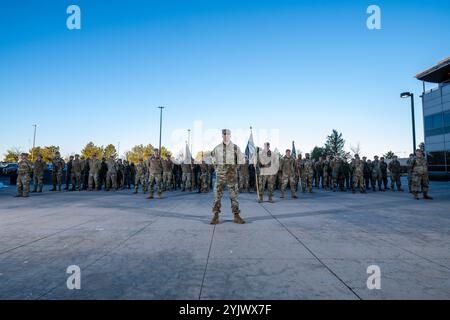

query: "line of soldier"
left=15, top=147, right=432, bottom=201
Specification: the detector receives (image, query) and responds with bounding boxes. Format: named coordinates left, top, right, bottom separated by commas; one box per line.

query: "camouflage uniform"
left=411, top=155, right=432, bottom=200
left=331, top=158, right=345, bottom=191
left=351, top=157, right=365, bottom=193
left=88, top=158, right=101, bottom=191
left=71, top=157, right=82, bottom=191
left=181, top=163, right=193, bottom=191
left=300, top=156, right=314, bottom=193
left=211, top=137, right=245, bottom=224
left=162, top=158, right=173, bottom=191
left=256, top=148, right=277, bottom=202
left=51, top=156, right=65, bottom=191
left=17, top=157, right=33, bottom=197
left=371, top=158, right=382, bottom=191
left=323, top=158, right=331, bottom=190
left=147, top=155, right=163, bottom=199
left=134, top=160, right=146, bottom=193
left=280, top=155, right=297, bottom=198
left=379, top=159, right=389, bottom=190
left=199, top=162, right=210, bottom=193
left=106, top=158, right=118, bottom=191
left=388, top=159, right=403, bottom=191
left=407, top=156, right=414, bottom=193
left=315, top=159, right=324, bottom=188
left=32, top=159, right=46, bottom=193
left=238, top=163, right=250, bottom=192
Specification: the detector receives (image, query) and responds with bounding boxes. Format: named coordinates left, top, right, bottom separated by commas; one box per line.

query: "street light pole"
left=32, top=124, right=37, bottom=161
left=158, top=106, right=165, bottom=156
left=400, top=92, right=417, bottom=154
left=410, top=93, right=416, bottom=154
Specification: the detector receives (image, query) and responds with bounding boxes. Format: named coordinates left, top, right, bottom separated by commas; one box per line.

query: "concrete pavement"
left=0, top=179, right=449, bottom=300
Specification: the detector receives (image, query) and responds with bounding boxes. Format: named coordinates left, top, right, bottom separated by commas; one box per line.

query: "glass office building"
left=416, top=57, right=450, bottom=179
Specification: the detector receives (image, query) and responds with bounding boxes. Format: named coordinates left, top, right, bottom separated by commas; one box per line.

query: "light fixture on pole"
left=400, top=92, right=416, bottom=154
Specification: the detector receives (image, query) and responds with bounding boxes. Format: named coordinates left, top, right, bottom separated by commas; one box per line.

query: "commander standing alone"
left=210, top=129, right=246, bottom=225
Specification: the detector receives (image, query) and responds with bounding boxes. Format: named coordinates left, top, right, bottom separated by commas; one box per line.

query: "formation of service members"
left=15, top=147, right=433, bottom=201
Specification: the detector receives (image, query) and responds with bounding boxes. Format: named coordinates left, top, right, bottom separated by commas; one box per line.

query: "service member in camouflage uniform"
left=210, top=129, right=245, bottom=225
left=331, top=154, right=345, bottom=192
left=238, top=158, right=250, bottom=192
left=388, top=156, right=403, bottom=191
left=51, top=151, right=65, bottom=191
left=371, top=156, right=382, bottom=192
left=146, top=149, right=163, bottom=199
left=315, top=157, right=324, bottom=189
left=105, top=155, right=118, bottom=191
left=362, top=157, right=371, bottom=190
left=199, top=160, right=210, bottom=193
left=406, top=153, right=414, bottom=193
left=88, top=153, right=102, bottom=191
left=162, top=155, right=173, bottom=191
left=133, top=158, right=146, bottom=194
left=32, top=154, right=46, bottom=193
left=256, top=142, right=277, bottom=203
left=280, top=149, right=298, bottom=199
left=351, top=154, right=365, bottom=193
left=411, top=149, right=433, bottom=200
left=16, top=153, right=33, bottom=197
left=301, top=153, right=314, bottom=193
left=181, top=161, right=193, bottom=192
left=71, top=154, right=82, bottom=191
left=379, top=157, right=389, bottom=190
left=323, top=155, right=331, bottom=190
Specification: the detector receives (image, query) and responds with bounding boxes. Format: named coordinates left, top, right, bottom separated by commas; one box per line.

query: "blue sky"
left=1, top=0, right=449, bottom=159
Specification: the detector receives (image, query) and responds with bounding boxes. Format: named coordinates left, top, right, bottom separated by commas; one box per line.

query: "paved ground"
left=0, top=178, right=449, bottom=300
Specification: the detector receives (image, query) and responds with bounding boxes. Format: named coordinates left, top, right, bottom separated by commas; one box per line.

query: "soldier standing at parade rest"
left=256, top=142, right=277, bottom=203
left=16, top=153, right=33, bottom=197
left=210, top=129, right=246, bottom=225
left=388, top=155, right=403, bottom=191
left=65, top=155, right=74, bottom=190
left=411, top=149, right=433, bottom=200
left=51, top=151, right=65, bottom=192
left=88, top=153, right=102, bottom=191
left=280, top=149, right=297, bottom=199
left=407, top=153, right=414, bottom=193
left=71, top=154, right=82, bottom=191
left=146, top=149, right=163, bottom=199
left=379, top=157, right=389, bottom=190
left=32, top=154, right=46, bottom=193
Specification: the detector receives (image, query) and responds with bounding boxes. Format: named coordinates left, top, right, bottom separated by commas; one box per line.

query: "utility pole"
left=158, top=106, right=165, bottom=156
left=32, top=124, right=37, bottom=161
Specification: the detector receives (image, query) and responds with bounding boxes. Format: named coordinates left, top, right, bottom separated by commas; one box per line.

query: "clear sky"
left=1, top=0, right=449, bottom=159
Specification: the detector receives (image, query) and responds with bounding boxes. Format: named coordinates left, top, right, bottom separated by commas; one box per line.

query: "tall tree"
left=125, top=144, right=155, bottom=163
left=3, top=147, right=22, bottom=162
left=383, top=151, right=395, bottom=159
left=29, top=146, right=60, bottom=163
left=104, top=144, right=117, bottom=159
left=324, top=129, right=345, bottom=158
left=81, top=142, right=104, bottom=159
left=310, top=146, right=325, bottom=161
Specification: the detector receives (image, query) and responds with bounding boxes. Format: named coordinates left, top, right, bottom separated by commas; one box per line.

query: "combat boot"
left=50, top=186, right=57, bottom=191
left=146, top=194, right=154, bottom=199
left=423, top=192, right=433, bottom=200
left=268, top=195, right=274, bottom=203
left=32, top=188, right=37, bottom=193
left=280, top=191, right=285, bottom=198
left=233, top=213, right=246, bottom=224
left=291, top=192, right=298, bottom=199
left=258, top=195, right=263, bottom=203
left=58, top=186, right=62, bottom=192
left=413, top=192, right=420, bottom=200
left=210, top=213, right=220, bottom=225
left=157, top=193, right=161, bottom=199
left=39, top=187, right=43, bottom=193
left=14, top=194, right=23, bottom=197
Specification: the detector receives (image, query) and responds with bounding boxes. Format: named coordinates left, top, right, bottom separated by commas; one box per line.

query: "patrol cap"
left=75, top=154, right=80, bottom=157
left=21, top=152, right=28, bottom=157
left=222, top=129, right=231, bottom=135
left=55, top=151, right=60, bottom=155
